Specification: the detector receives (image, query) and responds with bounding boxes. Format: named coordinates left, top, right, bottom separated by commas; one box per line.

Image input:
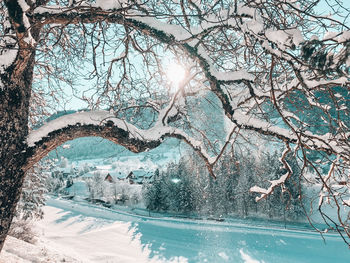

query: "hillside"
left=49, top=136, right=181, bottom=161
left=43, top=110, right=183, bottom=161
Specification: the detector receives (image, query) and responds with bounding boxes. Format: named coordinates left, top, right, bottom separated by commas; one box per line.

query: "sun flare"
left=165, top=62, right=186, bottom=87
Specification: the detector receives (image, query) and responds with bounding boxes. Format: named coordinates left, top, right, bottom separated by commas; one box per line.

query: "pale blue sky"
left=57, top=1, right=349, bottom=111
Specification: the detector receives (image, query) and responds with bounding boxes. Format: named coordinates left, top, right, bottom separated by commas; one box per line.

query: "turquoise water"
left=135, top=218, right=349, bottom=262
left=46, top=198, right=349, bottom=262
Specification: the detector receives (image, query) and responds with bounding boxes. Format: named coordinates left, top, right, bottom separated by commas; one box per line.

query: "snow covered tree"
left=143, top=178, right=165, bottom=212
left=144, top=149, right=304, bottom=220
left=85, top=172, right=105, bottom=200
left=170, top=160, right=196, bottom=214
left=15, top=163, right=49, bottom=220
left=46, top=173, right=65, bottom=194
left=0, top=0, right=350, bottom=249
left=143, top=172, right=169, bottom=212
left=253, top=150, right=304, bottom=220
left=235, top=153, right=258, bottom=217
left=8, top=162, right=49, bottom=245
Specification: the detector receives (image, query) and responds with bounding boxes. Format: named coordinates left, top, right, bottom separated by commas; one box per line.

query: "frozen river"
left=136, top=216, right=346, bottom=263
left=39, top=197, right=349, bottom=263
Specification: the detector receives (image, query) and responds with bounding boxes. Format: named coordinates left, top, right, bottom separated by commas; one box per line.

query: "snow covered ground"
left=0, top=235, right=78, bottom=263
left=1, top=197, right=349, bottom=262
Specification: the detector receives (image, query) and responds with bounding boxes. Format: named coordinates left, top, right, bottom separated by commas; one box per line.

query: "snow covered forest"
left=144, top=150, right=304, bottom=220
left=0, top=0, right=350, bottom=261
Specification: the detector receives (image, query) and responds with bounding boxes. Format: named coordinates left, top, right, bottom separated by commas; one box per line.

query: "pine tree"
left=256, top=150, right=304, bottom=220
left=144, top=177, right=164, bottom=211
left=16, top=161, right=51, bottom=220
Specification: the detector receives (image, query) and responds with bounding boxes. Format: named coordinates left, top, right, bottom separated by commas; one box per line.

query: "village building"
left=126, top=170, right=154, bottom=184
left=104, top=171, right=129, bottom=183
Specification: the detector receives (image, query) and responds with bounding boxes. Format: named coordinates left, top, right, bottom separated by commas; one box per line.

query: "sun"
left=165, top=62, right=186, bottom=87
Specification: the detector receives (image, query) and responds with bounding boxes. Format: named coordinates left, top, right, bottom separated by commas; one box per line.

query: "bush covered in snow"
left=8, top=219, right=37, bottom=244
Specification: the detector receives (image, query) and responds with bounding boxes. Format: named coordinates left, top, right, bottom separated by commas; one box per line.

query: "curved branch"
left=24, top=111, right=217, bottom=177
left=25, top=121, right=161, bottom=173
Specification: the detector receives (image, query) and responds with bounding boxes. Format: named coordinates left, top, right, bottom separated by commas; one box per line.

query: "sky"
left=45, top=0, right=349, bottom=112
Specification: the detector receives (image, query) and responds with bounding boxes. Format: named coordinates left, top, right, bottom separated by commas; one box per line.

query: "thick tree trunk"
left=0, top=162, right=27, bottom=252
left=0, top=0, right=40, bottom=251
left=0, top=87, right=30, bottom=251
left=0, top=53, right=34, bottom=253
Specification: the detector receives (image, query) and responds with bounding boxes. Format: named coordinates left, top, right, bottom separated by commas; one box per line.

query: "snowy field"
left=1, top=197, right=349, bottom=263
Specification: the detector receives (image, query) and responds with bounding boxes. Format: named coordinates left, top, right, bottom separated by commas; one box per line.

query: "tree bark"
left=0, top=1, right=37, bottom=249
left=0, top=83, right=32, bottom=251
left=0, top=57, right=35, bottom=249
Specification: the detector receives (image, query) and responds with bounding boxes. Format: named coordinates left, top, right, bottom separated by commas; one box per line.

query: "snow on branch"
left=27, top=111, right=137, bottom=147
left=0, top=37, right=17, bottom=75
left=232, top=109, right=349, bottom=159
left=250, top=143, right=292, bottom=201
left=30, top=1, right=350, bottom=173
left=303, top=76, right=348, bottom=89
left=33, top=3, right=255, bottom=84
left=25, top=111, right=217, bottom=175
left=232, top=110, right=297, bottom=142
left=17, top=0, right=36, bottom=45
left=0, top=12, right=18, bottom=77
left=26, top=110, right=200, bottom=148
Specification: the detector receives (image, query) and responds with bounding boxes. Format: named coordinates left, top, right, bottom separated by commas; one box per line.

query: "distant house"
left=66, top=176, right=74, bottom=188
left=101, top=170, right=154, bottom=184
left=127, top=170, right=154, bottom=184
left=126, top=172, right=136, bottom=184
left=61, top=167, right=71, bottom=177
left=104, top=173, right=114, bottom=183
left=114, top=171, right=128, bottom=180
left=104, top=171, right=128, bottom=183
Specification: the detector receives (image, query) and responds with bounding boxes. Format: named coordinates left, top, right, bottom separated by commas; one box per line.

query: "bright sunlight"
left=165, top=62, right=186, bottom=88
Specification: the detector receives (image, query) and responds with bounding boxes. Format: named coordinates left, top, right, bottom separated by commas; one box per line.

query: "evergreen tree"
left=256, top=151, right=304, bottom=220
left=16, top=161, right=51, bottom=220
left=144, top=177, right=164, bottom=211
left=142, top=149, right=305, bottom=221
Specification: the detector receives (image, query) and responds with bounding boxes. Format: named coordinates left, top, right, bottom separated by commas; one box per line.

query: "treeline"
left=143, top=150, right=305, bottom=221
